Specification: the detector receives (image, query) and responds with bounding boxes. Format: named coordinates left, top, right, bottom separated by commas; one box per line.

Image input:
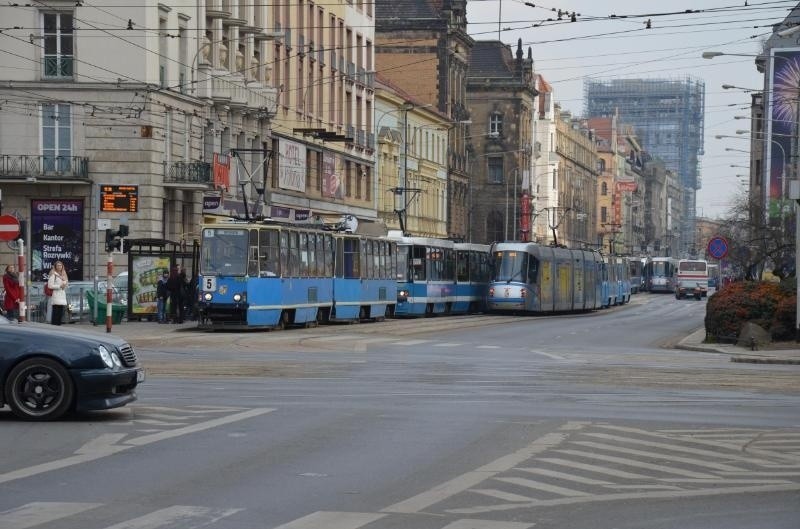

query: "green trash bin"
left=86, top=290, right=126, bottom=324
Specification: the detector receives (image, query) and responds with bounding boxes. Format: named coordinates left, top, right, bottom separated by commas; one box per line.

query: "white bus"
left=675, top=259, right=709, bottom=299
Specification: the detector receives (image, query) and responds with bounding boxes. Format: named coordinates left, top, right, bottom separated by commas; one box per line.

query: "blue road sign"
left=707, top=236, right=729, bottom=260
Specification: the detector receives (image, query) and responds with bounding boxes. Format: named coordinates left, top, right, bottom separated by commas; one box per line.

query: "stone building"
left=375, top=76, right=450, bottom=237
left=375, top=0, right=473, bottom=240
left=554, top=107, right=598, bottom=249
left=465, top=40, right=536, bottom=244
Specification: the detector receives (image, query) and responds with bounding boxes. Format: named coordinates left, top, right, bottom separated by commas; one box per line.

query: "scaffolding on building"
left=584, top=77, right=705, bottom=255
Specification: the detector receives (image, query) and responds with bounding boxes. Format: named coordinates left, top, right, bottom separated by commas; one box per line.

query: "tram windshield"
left=201, top=228, right=249, bottom=276
left=492, top=251, right=537, bottom=283
left=649, top=260, right=674, bottom=277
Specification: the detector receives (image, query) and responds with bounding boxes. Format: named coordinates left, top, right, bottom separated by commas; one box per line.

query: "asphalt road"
left=1, top=293, right=798, bottom=529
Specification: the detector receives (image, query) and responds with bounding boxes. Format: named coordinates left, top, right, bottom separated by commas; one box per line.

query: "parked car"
left=0, top=317, right=144, bottom=420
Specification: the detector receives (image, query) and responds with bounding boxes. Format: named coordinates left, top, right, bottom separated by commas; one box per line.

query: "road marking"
left=446, top=483, right=800, bottom=514
left=470, top=489, right=535, bottom=502
left=441, top=520, right=535, bottom=529
left=100, top=505, right=241, bottom=529
left=0, top=408, right=274, bottom=485
left=382, top=432, right=568, bottom=513
left=75, top=434, right=128, bottom=455
left=537, top=457, right=650, bottom=480
left=477, top=345, right=500, bottom=349
left=517, top=467, right=613, bottom=485
left=570, top=441, right=744, bottom=472
left=0, top=502, right=101, bottom=529
left=124, top=408, right=274, bottom=446
left=528, top=350, right=565, bottom=361
left=391, top=339, right=430, bottom=346
left=495, top=476, right=589, bottom=497
left=434, top=343, right=462, bottom=347
left=271, top=511, right=385, bottom=529
left=555, top=449, right=719, bottom=479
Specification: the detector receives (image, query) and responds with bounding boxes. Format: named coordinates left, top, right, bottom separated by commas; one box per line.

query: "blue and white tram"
left=453, top=242, right=491, bottom=314
left=487, top=243, right=604, bottom=313
left=198, top=220, right=396, bottom=329
left=644, top=256, right=677, bottom=293
left=390, top=235, right=456, bottom=316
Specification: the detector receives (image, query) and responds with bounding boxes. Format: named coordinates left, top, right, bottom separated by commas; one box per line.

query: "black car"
left=0, top=317, right=144, bottom=420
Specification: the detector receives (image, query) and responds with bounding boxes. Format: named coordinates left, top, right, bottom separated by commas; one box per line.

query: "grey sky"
left=466, top=0, right=789, bottom=218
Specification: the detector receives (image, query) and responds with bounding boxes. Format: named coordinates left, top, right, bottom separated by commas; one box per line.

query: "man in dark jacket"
left=166, top=266, right=184, bottom=323
left=156, top=270, right=169, bottom=323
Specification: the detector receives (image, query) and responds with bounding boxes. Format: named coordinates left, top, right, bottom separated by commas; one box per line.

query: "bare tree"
left=717, top=189, right=796, bottom=280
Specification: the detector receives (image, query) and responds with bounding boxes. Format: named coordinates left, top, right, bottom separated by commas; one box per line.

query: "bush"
left=705, top=281, right=796, bottom=342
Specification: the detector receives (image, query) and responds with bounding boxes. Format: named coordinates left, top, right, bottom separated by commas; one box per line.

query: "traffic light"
left=104, top=224, right=129, bottom=253
left=105, top=228, right=121, bottom=253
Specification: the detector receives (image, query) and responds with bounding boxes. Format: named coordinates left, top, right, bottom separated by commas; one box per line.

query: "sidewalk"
left=677, top=328, right=800, bottom=365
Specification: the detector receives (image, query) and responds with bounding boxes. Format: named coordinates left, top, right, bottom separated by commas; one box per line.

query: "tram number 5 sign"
left=707, top=236, right=729, bottom=260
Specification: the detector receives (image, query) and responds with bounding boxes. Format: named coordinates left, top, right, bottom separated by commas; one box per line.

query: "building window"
left=601, top=181, right=608, bottom=196
left=487, top=211, right=504, bottom=242
left=42, top=12, right=74, bottom=78
left=601, top=206, right=607, bottom=224
left=489, top=113, right=502, bottom=137
left=488, top=157, right=503, bottom=184
left=41, top=103, right=71, bottom=172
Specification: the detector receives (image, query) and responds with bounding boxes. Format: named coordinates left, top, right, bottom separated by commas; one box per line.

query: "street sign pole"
left=17, top=238, right=25, bottom=322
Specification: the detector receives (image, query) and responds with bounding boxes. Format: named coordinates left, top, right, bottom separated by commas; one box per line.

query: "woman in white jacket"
left=47, top=260, right=69, bottom=325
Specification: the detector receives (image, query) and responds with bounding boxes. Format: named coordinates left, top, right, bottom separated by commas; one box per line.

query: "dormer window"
left=489, top=113, right=502, bottom=137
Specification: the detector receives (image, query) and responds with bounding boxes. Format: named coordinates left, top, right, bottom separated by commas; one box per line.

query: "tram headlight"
left=397, top=289, right=408, bottom=301
left=488, top=287, right=495, bottom=296
left=203, top=292, right=213, bottom=301
left=233, top=293, right=243, bottom=303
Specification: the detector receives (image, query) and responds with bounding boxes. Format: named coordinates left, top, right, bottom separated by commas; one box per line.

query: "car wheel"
left=4, top=357, right=74, bottom=421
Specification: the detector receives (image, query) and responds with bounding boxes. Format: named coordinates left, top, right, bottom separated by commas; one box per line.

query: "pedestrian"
left=47, top=260, right=68, bottom=325
left=156, top=270, right=169, bottom=323
left=3, top=264, right=21, bottom=321
left=166, top=265, right=184, bottom=324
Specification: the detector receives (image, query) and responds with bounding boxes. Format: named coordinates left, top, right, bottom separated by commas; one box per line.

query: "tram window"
left=379, top=242, right=387, bottom=279
left=364, top=239, right=373, bottom=279
left=411, top=246, right=426, bottom=281
left=280, top=231, right=289, bottom=275
left=288, top=231, right=300, bottom=277
left=201, top=228, right=249, bottom=276
left=372, top=240, right=380, bottom=279
left=300, top=233, right=310, bottom=277
left=456, top=251, right=468, bottom=282
left=342, top=237, right=360, bottom=278
left=258, top=230, right=279, bottom=277
left=324, top=235, right=334, bottom=276
left=527, top=256, right=539, bottom=284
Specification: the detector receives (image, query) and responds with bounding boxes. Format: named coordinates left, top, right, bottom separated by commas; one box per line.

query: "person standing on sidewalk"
left=3, top=264, right=21, bottom=321
left=47, top=260, right=69, bottom=325
left=156, top=270, right=169, bottom=323
left=166, top=265, right=184, bottom=324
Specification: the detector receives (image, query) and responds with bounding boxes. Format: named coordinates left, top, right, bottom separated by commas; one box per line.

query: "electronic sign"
left=100, top=185, right=138, bottom=213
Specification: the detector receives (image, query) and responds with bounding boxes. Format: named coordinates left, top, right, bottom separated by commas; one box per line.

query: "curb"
left=731, top=356, right=800, bottom=365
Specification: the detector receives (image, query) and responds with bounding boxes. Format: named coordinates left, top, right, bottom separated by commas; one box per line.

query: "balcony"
left=163, top=161, right=212, bottom=186
left=356, top=129, right=365, bottom=147
left=0, top=155, right=89, bottom=181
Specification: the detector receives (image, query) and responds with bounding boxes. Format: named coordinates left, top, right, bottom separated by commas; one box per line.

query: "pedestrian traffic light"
left=118, top=224, right=129, bottom=238
left=105, top=228, right=121, bottom=253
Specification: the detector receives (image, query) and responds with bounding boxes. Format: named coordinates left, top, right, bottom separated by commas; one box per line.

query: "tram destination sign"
left=100, top=184, right=138, bottom=213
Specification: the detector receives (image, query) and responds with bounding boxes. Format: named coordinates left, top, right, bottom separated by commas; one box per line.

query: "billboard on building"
left=278, top=139, right=306, bottom=191
left=31, top=199, right=84, bottom=281
left=767, top=47, right=800, bottom=219
left=322, top=151, right=345, bottom=199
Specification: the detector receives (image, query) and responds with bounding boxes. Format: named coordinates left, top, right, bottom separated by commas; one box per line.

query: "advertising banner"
left=767, top=48, right=800, bottom=219
left=129, top=255, right=171, bottom=315
left=31, top=199, right=84, bottom=281
left=278, top=139, right=307, bottom=191
left=213, top=153, right=230, bottom=191
left=322, top=151, right=345, bottom=199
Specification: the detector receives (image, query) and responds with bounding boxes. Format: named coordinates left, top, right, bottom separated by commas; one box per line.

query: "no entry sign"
left=0, top=215, right=20, bottom=241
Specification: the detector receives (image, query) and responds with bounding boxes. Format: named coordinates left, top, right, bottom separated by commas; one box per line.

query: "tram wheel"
left=276, top=311, right=289, bottom=330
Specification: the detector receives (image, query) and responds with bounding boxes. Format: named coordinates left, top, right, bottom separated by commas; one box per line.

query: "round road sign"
left=0, top=215, right=20, bottom=241
left=707, top=236, right=729, bottom=260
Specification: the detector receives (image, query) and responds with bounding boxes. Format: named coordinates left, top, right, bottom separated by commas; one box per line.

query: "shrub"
left=705, top=281, right=795, bottom=342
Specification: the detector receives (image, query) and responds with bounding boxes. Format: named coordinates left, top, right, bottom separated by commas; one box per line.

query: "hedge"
left=705, top=280, right=796, bottom=342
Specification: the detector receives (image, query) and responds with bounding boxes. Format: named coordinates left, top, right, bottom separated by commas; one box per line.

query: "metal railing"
left=163, top=161, right=212, bottom=184
left=43, top=56, right=73, bottom=78
left=0, top=154, right=88, bottom=179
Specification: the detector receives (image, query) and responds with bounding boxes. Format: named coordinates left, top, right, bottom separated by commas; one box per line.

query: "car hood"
left=2, top=322, right=129, bottom=349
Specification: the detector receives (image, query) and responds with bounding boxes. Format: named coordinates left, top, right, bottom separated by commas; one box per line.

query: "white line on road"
left=0, top=502, right=101, bottom=529
left=100, top=505, right=241, bottom=529
left=555, top=449, right=718, bottom=479
left=470, top=489, right=536, bottom=502
left=381, top=433, right=568, bottom=514
left=441, top=520, right=535, bottom=529
left=570, top=441, right=744, bottom=472
left=537, top=457, right=650, bottom=480
left=124, top=408, right=274, bottom=446
left=528, top=350, right=565, bottom=361
left=390, top=339, right=430, bottom=346
left=517, top=467, right=613, bottom=485
left=270, top=511, right=385, bottom=529
left=495, top=476, right=589, bottom=497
